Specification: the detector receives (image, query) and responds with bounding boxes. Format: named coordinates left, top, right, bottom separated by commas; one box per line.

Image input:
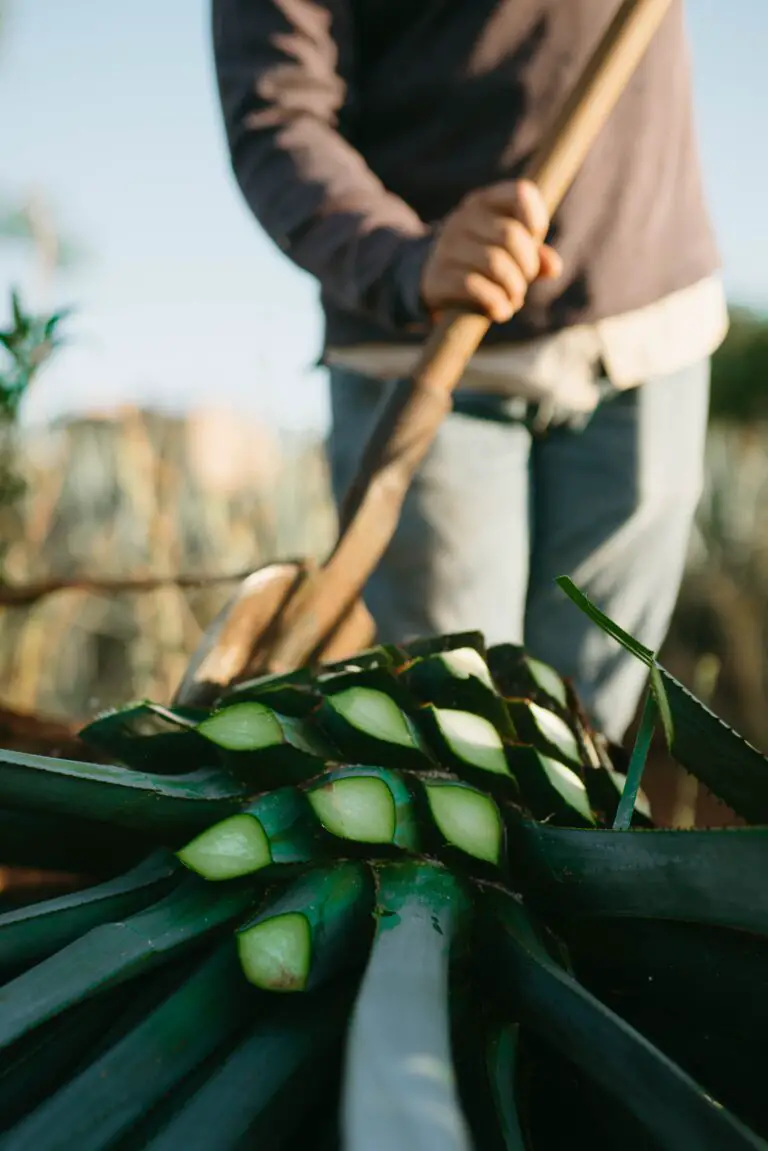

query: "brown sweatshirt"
left=212, top=0, right=720, bottom=352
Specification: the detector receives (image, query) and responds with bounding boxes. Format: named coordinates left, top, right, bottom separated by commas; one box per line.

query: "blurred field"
left=0, top=406, right=766, bottom=764
left=0, top=406, right=335, bottom=718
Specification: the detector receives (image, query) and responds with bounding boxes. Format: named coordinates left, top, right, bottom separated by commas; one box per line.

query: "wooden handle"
left=411, top=0, right=675, bottom=399
left=265, top=0, right=674, bottom=674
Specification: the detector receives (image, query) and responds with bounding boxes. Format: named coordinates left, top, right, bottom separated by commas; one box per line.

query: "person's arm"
left=212, top=0, right=432, bottom=332
left=212, top=0, right=561, bottom=332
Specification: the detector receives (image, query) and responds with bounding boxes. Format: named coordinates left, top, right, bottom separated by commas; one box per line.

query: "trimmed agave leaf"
left=0, top=749, right=250, bottom=835
left=557, top=577, right=768, bottom=822
left=216, top=665, right=315, bottom=709
left=237, top=861, right=374, bottom=991
left=417, top=705, right=518, bottom=788
left=479, top=888, right=768, bottom=1150
left=177, top=786, right=326, bottom=881
left=401, top=649, right=515, bottom=739
left=141, top=987, right=352, bottom=1151
left=0, top=850, right=180, bottom=977
left=0, top=877, right=256, bottom=1054
left=507, top=746, right=595, bottom=828
left=78, top=703, right=212, bottom=773
left=314, top=682, right=432, bottom=771
left=512, top=820, right=768, bottom=937
left=196, top=701, right=335, bottom=786
left=506, top=700, right=583, bottom=768
left=306, top=766, right=421, bottom=852
left=487, top=644, right=569, bottom=711
left=343, top=861, right=473, bottom=1151
left=423, top=779, right=505, bottom=868
left=320, top=644, right=401, bottom=675
left=399, top=631, right=487, bottom=663
left=0, top=942, right=263, bottom=1151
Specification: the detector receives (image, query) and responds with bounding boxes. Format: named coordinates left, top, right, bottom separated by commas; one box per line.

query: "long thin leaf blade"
left=342, top=861, right=472, bottom=1151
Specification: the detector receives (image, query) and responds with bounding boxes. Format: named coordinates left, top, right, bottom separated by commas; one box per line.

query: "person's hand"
left=420, top=179, right=563, bottom=324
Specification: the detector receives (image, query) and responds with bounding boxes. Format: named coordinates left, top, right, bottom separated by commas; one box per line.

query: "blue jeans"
left=327, top=361, right=710, bottom=742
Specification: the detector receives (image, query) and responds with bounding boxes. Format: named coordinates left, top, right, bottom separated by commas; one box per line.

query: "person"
left=212, top=0, right=727, bottom=744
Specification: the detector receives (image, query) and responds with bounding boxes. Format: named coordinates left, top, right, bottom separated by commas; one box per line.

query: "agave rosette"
left=0, top=590, right=767, bottom=1149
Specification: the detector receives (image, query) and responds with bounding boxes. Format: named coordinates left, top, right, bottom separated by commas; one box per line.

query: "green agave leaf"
left=556, top=577, right=768, bottom=822
left=237, top=861, right=374, bottom=992
left=555, top=578, right=654, bottom=666
left=507, top=745, right=595, bottom=828
left=320, top=644, right=401, bottom=674
left=487, top=644, right=569, bottom=711
left=178, top=785, right=326, bottom=881
left=512, top=820, right=768, bottom=936
left=0, top=942, right=263, bottom=1151
left=142, top=987, right=352, bottom=1150
left=506, top=700, right=582, bottom=768
left=78, top=703, right=212, bottom=773
left=401, top=648, right=515, bottom=739
left=306, top=766, right=421, bottom=853
left=480, top=889, right=768, bottom=1150
left=656, top=666, right=768, bottom=824
left=342, top=861, right=473, bottom=1151
left=0, top=850, right=180, bottom=977
left=565, top=917, right=768, bottom=1138
left=486, top=1025, right=527, bottom=1151
left=0, top=877, right=256, bottom=1053
left=0, top=749, right=250, bottom=834
left=0, top=989, right=125, bottom=1133
left=197, top=701, right=335, bottom=786
left=399, top=632, right=487, bottom=663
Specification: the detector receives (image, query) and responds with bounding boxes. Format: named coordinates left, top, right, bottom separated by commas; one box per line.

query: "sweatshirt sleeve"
left=211, top=0, right=433, bottom=331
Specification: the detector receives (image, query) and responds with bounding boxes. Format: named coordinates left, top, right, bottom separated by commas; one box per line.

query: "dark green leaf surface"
left=512, top=820, right=768, bottom=936
left=0, top=877, right=255, bottom=1052
left=78, top=703, right=212, bottom=773
left=142, top=988, right=351, bottom=1150
left=0, top=943, right=262, bottom=1151
left=0, top=749, right=250, bottom=833
left=481, top=889, right=767, bottom=1150
left=0, top=851, right=180, bottom=976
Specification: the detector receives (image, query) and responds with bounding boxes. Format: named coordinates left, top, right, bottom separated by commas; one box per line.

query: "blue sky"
left=2, top=0, right=767, bottom=430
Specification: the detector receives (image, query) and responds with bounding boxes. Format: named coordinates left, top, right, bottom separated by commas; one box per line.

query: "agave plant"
left=0, top=582, right=767, bottom=1149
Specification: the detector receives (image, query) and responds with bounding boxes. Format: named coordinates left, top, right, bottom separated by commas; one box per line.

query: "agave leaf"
left=0, top=877, right=256, bottom=1053
left=0, top=749, right=250, bottom=834
left=556, top=577, right=768, bottom=822
left=486, top=644, right=569, bottom=711
left=237, top=860, right=374, bottom=992
left=78, top=703, right=212, bottom=773
left=480, top=888, right=767, bottom=1150
left=565, top=917, right=768, bottom=1139
left=512, top=820, right=768, bottom=936
left=656, top=666, right=768, bottom=823
left=0, top=942, right=263, bottom=1151
left=401, top=648, right=515, bottom=739
left=142, top=987, right=352, bottom=1150
left=399, top=632, right=487, bottom=662
left=342, top=861, right=473, bottom=1151
left=0, top=850, right=180, bottom=977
